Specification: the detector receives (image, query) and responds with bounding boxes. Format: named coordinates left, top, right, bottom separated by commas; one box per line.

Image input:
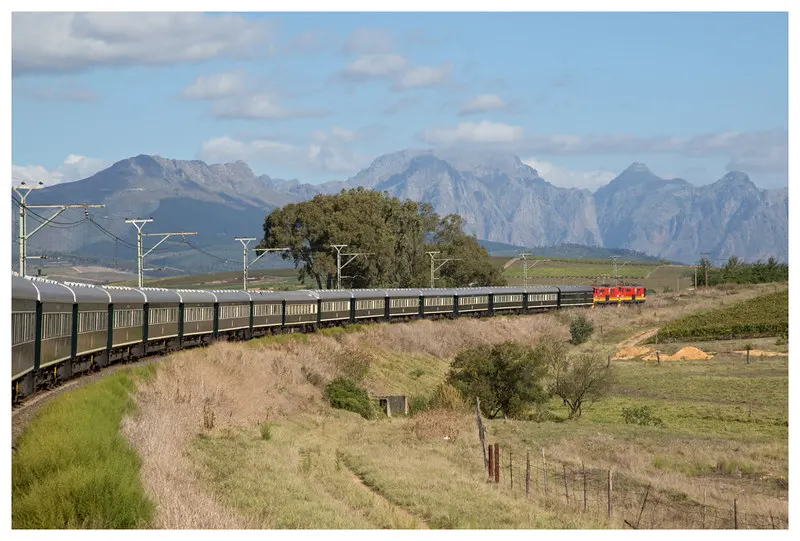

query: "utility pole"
left=329, top=245, right=372, bottom=289
left=426, top=251, right=461, bottom=288
left=126, top=218, right=197, bottom=287
left=235, top=238, right=290, bottom=290
left=700, top=252, right=711, bottom=289
left=12, top=182, right=104, bottom=276
left=610, top=256, right=621, bottom=282
left=519, top=251, right=534, bottom=287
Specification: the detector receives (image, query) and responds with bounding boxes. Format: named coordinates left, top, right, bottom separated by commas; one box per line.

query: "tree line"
left=694, top=256, right=787, bottom=287
left=260, top=188, right=505, bottom=289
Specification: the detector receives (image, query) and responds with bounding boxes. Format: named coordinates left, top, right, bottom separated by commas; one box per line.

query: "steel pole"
left=18, top=198, right=25, bottom=275
left=137, top=228, right=143, bottom=288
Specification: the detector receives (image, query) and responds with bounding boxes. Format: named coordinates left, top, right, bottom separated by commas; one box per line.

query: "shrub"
left=429, top=382, right=466, bottom=411
left=324, top=378, right=374, bottom=419
left=550, top=352, right=613, bottom=419
left=448, top=340, right=552, bottom=419
left=408, top=395, right=432, bottom=416
left=334, top=345, right=374, bottom=383
left=569, top=315, right=594, bottom=345
left=621, top=405, right=664, bottom=427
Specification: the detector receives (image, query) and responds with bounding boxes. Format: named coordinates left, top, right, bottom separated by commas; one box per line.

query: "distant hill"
left=11, top=151, right=787, bottom=273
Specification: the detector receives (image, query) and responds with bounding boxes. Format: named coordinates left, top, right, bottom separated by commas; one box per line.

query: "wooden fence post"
left=476, top=398, right=488, bottom=472
left=542, top=449, right=548, bottom=498
left=488, top=444, right=494, bottom=483
left=494, top=443, right=500, bottom=484
left=701, top=489, right=706, bottom=528
left=563, top=464, right=569, bottom=504
left=734, top=499, right=738, bottom=529
left=510, top=450, right=513, bottom=490
left=656, top=351, right=660, bottom=364
left=582, top=462, right=587, bottom=512
left=607, top=470, right=613, bottom=520
left=633, top=483, right=651, bottom=529
left=607, top=354, right=611, bottom=368
left=526, top=451, right=531, bottom=498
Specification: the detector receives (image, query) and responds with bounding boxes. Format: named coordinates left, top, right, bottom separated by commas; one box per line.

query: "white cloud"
left=197, top=134, right=368, bottom=176
left=341, top=53, right=451, bottom=89
left=211, top=93, right=327, bottom=119
left=420, top=121, right=524, bottom=145
left=521, top=158, right=616, bottom=191
left=459, top=93, right=508, bottom=115
left=180, top=71, right=246, bottom=100
left=395, top=64, right=453, bottom=89
left=12, top=155, right=111, bottom=186
left=13, top=13, right=273, bottom=75
left=343, top=54, right=408, bottom=78
left=344, top=28, right=395, bottom=55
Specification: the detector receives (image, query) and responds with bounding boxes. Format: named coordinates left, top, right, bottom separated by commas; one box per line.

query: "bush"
left=448, top=341, right=552, bottom=419
left=429, top=383, right=466, bottom=411
left=324, top=378, right=374, bottom=419
left=621, top=405, right=664, bottom=427
left=569, top=315, right=594, bottom=345
left=408, top=395, right=432, bottom=416
left=334, top=345, right=374, bottom=383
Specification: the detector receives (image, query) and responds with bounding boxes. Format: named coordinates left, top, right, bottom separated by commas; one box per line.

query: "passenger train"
left=11, top=272, right=644, bottom=403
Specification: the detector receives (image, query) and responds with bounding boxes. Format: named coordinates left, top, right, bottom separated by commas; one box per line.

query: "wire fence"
left=482, top=443, right=788, bottom=530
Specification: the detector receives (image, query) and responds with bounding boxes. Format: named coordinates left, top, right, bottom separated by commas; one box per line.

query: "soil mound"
left=734, top=349, right=787, bottom=357
left=643, top=346, right=713, bottom=361
left=613, top=346, right=654, bottom=360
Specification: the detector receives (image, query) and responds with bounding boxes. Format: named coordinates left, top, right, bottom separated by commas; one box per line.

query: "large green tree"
left=260, top=188, right=504, bottom=289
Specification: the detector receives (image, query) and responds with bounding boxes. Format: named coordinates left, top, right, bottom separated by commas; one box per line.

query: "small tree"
left=550, top=352, right=613, bottom=419
left=448, top=341, right=553, bottom=419
left=570, top=315, right=594, bottom=345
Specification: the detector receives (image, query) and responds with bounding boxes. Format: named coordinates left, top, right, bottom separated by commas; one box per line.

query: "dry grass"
left=123, top=283, right=787, bottom=529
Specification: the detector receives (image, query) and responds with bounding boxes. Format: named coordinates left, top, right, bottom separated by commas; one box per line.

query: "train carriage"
left=351, top=289, right=388, bottom=320
left=64, top=282, right=112, bottom=366
left=178, top=289, right=217, bottom=341
left=282, top=290, right=319, bottom=328
left=385, top=288, right=423, bottom=318
left=314, top=289, right=353, bottom=324
left=250, top=290, right=284, bottom=333
left=103, top=286, right=147, bottom=359
left=558, top=285, right=595, bottom=307
left=421, top=288, right=456, bottom=316
left=140, top=287, right=182, bottom=352
left=525, top=285, right=560, bottom=310
left=214, top=290, right=253, bottom=338
left=455, top=287, right=491, bottom=314
left=35, top=278, right=77, bottom=375
left=491, top=286, right=526, bottom=311
left=12, top=274, right=42, bottom=396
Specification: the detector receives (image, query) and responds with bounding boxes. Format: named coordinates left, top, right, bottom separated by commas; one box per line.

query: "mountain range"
left=12, top=150, right=788, bottom=272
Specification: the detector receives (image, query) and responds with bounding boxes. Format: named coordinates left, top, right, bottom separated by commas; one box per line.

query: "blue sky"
left=11, top=11, right=789, bottom=190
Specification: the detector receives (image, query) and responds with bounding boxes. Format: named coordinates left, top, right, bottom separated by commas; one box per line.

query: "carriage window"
left=149, top=307, right=178, bottom=325
left=42, top=312, right=72, bottom=339
left=12, top=312, right=36, bottom=345
left=494, top=294, right=522, bottom=304
left=114, top=309, right=144, bottom=329
left=322, top=301, right=350, bottom=312
left=390, top=298, right=418, bottom=308
left=424, top=297, right=453, bottom=307
left=458, top=296, right=488, bottom=305
left=287, top=303, right=317, bottom=316
left=356, top=299, right=383, bottom=310
left=184, top=307, right=213, bottom=323
left=219, top=305, right=250, bottom=319
left=79, top=310, right=109, bottom=333
left=253, top=303, right=281, bottom=317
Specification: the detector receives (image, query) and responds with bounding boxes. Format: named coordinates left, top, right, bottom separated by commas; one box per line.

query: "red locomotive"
left=593, top=285, right=646, bottom=304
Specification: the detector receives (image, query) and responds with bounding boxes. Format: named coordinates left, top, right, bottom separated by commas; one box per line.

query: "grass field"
left=117, top=282, right=785, bottom=529
left=111, top=267, right=309, bottom=290
left=12, top=365, right=157, bottom=528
